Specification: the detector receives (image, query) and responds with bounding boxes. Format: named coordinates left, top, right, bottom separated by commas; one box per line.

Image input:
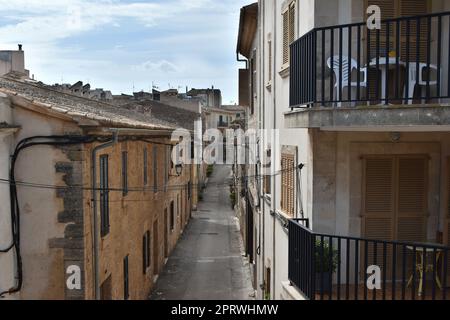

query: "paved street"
left=149, top=165, right=254, bottom=300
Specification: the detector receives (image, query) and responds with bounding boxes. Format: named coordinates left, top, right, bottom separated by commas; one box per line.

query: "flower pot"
left=315, top=272, right=332, bottom=293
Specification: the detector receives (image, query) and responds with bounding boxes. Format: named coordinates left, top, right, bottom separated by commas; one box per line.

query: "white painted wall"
left=254, top=0, right=316, bottom=300
left=0, top=93, right=16, bottom=298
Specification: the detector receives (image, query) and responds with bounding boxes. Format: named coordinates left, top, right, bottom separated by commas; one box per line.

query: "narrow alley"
left=150, top=165, right=254, bottom=300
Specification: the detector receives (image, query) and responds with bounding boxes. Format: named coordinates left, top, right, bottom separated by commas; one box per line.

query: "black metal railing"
left=217, top=121, right=229, bottom=127
left=288, top=219, right=450, bottom=300
left=290, top=12, right=450, bottom=108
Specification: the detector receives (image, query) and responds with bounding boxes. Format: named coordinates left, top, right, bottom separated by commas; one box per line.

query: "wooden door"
left=153, top=220, right=159, bottom=275
left=164, top=208, right=169, bottom=258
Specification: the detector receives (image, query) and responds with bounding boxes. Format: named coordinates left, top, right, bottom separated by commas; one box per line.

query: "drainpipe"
left=271, top=1, right=277, bottom=300
left=91, top=131, right=118, bottom=300
left=259, top=0, right=265, bottom=299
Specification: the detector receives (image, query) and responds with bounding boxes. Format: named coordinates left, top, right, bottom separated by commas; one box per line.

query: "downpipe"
left=91, top=131, right=118, bottom=300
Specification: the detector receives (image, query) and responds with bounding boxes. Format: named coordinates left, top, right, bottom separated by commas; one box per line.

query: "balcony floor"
left=314, top=281, right=450, bottom=300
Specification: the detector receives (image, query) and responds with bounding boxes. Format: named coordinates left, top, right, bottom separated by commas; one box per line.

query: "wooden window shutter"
left=363, top=157, right=394, bottom=216
left=281, top=153, right=295, bottom=216
left=282, top=11, right=289, bottom=65
left=282, top=2, right=296, bottom=66
left=363, top=157, right=395, bottom=279
left=362, top=158, right=395, bottom=240
left=396, top=157, right=427, bottom=242
left=288, top=3, right=295, bottom=48
left=399, top=0, right=430, bottom=62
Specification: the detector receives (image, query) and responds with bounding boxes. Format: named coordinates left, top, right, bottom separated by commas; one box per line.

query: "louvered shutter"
left=396, top=157, right=427, bottom=242
left=287, top=155, right=295, bottom=216
left=281, top=153, right=295, bottom=216
left=282, top=11, right=289, bottom=65
left=363, top=157, right=395, bottom=217
left=363, top=157, right=395, bottom=279
left=365, top=0, right=430, bottom=102
left=366, top=0, right=396, bottom=57
left=399, top=0, right=430, bottom=63
left=288, top=3, right=295, bottom=48
left=363, top=156, right=429, bottom=279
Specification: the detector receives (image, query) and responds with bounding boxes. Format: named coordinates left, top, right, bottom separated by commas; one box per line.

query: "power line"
left=0, top=165, right=300, bottom=194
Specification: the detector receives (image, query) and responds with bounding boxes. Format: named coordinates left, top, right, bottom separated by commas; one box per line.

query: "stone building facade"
left=0, top=72, right=198, bottom=300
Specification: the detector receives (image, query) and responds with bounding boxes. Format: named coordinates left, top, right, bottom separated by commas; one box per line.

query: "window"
left=100, top=155, right=110, bottom=236
left=170, top=146, right=174, bottom=170
left=143, top=230, right=150, bottom=274
left=143, top=147, right=148, bottom=186
left=188, top=181, right=191, bottom=200
left=122, top=151, right=128, bottom=196
left=281, top=152, right=295, bottom=216
left=123, top=255, right=129, bottom=300
left=268, top=39, right=272, bottom=82
left=263, top=149, right=272, bottom=195
left=164, top=146, right=169, bottom=191
left=282, top=1, right=296, bottom=66
left=177, top=195, right=180, bottom=216
left=264, top=267, right=271, bottom=300
left=250, top=57, right=256, bottom=114
left=170, top=201, right=175, bottom=231
left=153, top=146, right=158, bottom=193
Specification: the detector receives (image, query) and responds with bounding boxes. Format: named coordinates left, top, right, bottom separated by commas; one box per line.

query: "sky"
left=0, top=0, right=251, bottom=104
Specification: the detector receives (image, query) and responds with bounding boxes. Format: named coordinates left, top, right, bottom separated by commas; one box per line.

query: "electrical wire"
left=0, top=165, right=299, bottom=194
left=0, top=133, right=301, bottom=296
left=0, top=135, right=97, bottom=297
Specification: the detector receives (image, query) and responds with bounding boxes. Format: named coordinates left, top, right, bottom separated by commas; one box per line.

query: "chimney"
left=18, top=44, right=22, bottom=51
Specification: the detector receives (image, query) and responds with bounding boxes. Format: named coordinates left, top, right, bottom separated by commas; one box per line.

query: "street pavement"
left=149, top=165, right=254, bottom=300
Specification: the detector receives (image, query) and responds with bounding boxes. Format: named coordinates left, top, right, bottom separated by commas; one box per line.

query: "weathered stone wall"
left=82, top=139, right=193, bottom=300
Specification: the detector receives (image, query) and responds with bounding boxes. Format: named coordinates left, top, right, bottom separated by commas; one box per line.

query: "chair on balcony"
left=405, top=63, right=439, bottom=105
left=327, top=55, right=368, bottom=107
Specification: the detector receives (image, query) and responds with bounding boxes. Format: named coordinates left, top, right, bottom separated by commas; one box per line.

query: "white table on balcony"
left=369, top=57, right=406, bottom=102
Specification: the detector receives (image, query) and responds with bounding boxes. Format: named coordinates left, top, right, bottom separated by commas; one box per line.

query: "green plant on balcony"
left=206, top=165, right=214, bottom=177
left=229, top=190, right=236, bottom=209
left=314, top=238, right=339, bottom=293
left=314, top=239, right=338, bottom=273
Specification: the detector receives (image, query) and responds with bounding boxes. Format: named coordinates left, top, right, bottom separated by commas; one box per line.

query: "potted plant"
left=229, top=191, right=236, bottom=209
left=314, top=239, right=338, bottom=293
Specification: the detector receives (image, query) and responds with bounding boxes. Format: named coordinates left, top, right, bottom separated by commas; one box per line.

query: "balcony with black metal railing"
left=288, top=219, right=450, bottom=300
left=217, top=121, right=229, bottom=128
left=286, top=11, right=450, bottom=130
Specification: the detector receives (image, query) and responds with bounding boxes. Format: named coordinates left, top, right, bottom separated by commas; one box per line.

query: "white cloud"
left=0, top=0, right=213, bottom=44
left=0, top=0, right=250, bottom=103
left=135, top=60, right=179, bottom=74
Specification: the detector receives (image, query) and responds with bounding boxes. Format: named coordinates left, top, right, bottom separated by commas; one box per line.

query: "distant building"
left=51, top=81, right=112, bottom=101
left=0, top=45, right=30, bottom=78
left=187, top=87, right=222, bottom=108
left=203, top=105, right=245, bottom=132
left=0, top=51, right=200, bottom=300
